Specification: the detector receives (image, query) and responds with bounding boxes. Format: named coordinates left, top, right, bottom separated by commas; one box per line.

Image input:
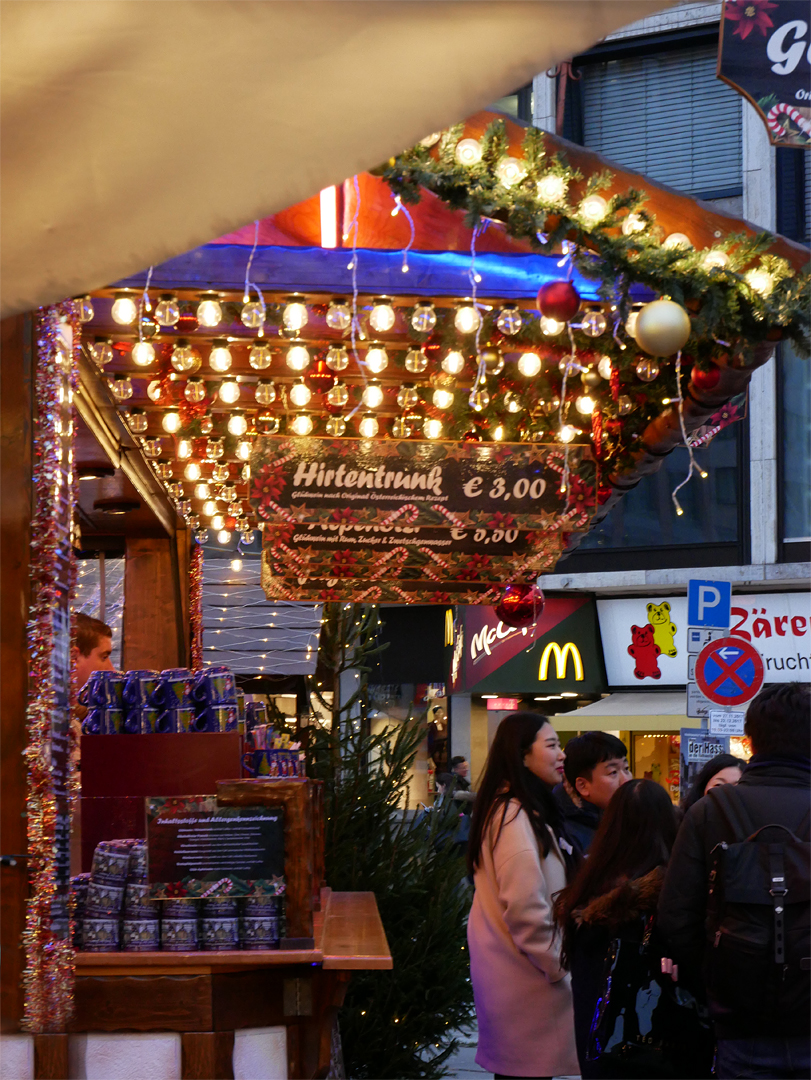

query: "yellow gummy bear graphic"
left=646, top=601, right=678, bottom=658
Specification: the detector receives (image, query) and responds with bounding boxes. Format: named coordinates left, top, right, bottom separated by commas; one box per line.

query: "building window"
left=576, top=45, right=743, bottom=208
left=780, top=343, right=811, bottom=552
left=491, top=84, right=533, bottom=123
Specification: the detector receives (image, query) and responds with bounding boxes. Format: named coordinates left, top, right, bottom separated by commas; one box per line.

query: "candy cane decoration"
left=261, top=499, right=300, bottom=525
left=430, top=504, right=467, bottom=528
left=767, top=103, right=811, bottom=141
left=275, top=543, right=308, bottom=572
left=200, top=877, right=233, bottom=898
left=378, top=503, right=420, bottom=527
left=418, top=546, right=453, bottom=572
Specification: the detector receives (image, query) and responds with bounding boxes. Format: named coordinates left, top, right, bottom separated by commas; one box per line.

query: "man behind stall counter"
left=554, top=731, right=633, bottom=854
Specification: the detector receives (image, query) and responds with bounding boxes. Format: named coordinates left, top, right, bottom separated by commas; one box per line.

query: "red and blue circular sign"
left=695, top=636, right=765, bottom=707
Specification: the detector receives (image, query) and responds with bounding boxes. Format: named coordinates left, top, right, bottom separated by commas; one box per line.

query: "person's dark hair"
left=682, top=753, right=745, bottom=811
left=745, top=683, right=811, bottom=758
left=562, top=731, right=627, bottom=787
left=450, top=755, right=467, bottom=769
left=555, top=779, right=678, bottom=963
left=467, top=712, right=565, bottom=875
left=75, top=612, right=113, bottom=657
left=435, top=772, right=455, bottom=792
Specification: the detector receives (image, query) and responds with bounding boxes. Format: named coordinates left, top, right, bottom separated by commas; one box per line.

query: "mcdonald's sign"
left=538, top=641, right=584, bottom=682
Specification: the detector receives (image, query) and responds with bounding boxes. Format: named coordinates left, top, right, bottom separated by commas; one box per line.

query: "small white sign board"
left=687, top=626, right=728, bottom=654
left=687, top=682, right=713, bottom=719
left=709, top=710, right=746, bottom=735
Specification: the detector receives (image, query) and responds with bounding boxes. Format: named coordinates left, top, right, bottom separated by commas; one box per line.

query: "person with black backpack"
left=658, top=682, right=811, bottom=1079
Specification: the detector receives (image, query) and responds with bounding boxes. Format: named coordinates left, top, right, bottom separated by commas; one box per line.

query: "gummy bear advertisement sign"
left=597, top=593, right=810, bottom=687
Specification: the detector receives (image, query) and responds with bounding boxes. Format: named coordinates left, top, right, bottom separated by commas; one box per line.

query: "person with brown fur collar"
left=555, top=780, right=711, bottom=1079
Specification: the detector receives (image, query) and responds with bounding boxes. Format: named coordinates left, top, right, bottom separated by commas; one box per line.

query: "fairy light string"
left=671, top=349, right=708, bottom=515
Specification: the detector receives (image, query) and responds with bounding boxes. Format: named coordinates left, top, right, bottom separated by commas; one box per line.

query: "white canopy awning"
left=551, top=691, right=688, bottom=731
left=0, top=0, right=670, bottom=317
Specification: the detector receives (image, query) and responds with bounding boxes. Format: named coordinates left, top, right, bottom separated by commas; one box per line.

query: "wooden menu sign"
left=146, top=795, right=285, bottom=895
left=262, top=521, right=564, bottom=584
left=250, top=437, right=592, bottom=532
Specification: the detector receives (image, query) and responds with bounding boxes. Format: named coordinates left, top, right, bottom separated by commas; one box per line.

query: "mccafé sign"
left=449, top=595, right=606, bottom=696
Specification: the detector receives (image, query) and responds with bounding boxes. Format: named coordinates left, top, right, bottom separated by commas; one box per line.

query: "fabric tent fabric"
left=550, top=691, right=688, bottom=731
left=0, top=0, right=669, bottom=318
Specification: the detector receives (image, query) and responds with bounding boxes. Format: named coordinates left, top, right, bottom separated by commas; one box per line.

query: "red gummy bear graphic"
left=627, top=623, right=662, bottom=680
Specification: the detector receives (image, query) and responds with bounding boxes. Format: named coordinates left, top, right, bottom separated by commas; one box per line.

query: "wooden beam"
left=0, top=314, right=32, bottom=1032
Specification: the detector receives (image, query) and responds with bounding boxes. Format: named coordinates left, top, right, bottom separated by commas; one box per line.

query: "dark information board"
left=147, top=795, right=285, bottom=894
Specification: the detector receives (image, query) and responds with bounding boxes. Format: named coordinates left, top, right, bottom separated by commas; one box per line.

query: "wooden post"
left=122, top=536, right=190, bottom=670
left=0, top=314, right=33, bottom=1032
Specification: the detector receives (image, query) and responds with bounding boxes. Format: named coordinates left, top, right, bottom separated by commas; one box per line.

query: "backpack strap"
left=768, top=844, right=788, bottom=965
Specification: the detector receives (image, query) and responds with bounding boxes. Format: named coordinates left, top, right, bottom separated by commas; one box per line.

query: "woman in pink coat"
left=467, top=712, right=580, bottom=1079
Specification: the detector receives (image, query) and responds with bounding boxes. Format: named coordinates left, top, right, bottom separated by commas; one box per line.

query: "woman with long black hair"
left=555, top=779, right=712, bottom=1079
left=467, top=712, right=579, bottom=1080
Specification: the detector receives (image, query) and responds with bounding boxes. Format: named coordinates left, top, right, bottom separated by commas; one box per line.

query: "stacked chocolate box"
left=122, top=839, right=159, bottom=951
left=241, top=895, right=282, bottom=950
left=160, top=899, right=199, bottom=951
left=82, top=840, right=131, bottom=950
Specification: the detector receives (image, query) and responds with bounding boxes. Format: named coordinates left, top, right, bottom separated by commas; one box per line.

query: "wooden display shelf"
left=70, top=890, right=391, bottom=1080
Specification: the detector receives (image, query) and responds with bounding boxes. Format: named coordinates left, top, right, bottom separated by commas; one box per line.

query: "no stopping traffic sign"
left=695, top=636, right=765, bottom=708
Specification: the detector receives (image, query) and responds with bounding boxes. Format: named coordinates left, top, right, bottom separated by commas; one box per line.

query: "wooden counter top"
left=75, top=889, right=392, bottom=977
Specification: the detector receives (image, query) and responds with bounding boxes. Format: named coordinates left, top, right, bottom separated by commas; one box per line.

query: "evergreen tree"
left=307, top=604, right=475, bottom=1079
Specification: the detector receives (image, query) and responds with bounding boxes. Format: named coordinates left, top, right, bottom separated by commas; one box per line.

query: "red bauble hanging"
left=495, top=583, right=545, bottom=628
left=176, top=312, right=199, bottom=334
left=307, top=356, right=334, bottom=392
left=537, top=281, right=580, bottom=323
left=690, top=364, right=721, bottom=392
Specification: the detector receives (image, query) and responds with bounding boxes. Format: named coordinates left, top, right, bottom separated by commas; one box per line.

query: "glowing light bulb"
left=625, top=311, right=639, bottom=338
left=155, top=295, right=180, bottom=327
left=362, top=382, right=384, bottom=409
left=208, top=340, right=232, bottom=372
left=454, top=305, right=480, bottom=334
left=132, top=341, right=156, bottom=367
left=663, top=232, right=692, bottom=250
left=172, top=340, right=199, bottom=373
left=193, top=482, right=209, bottom=500
left=358, top=414, right=379, bottom=438
left=405, top=348, right=428, bottom=373
left=365, top=346, right=388, bottom=374
left=176, top=438, right=193, bottom=460
left=397, top=385, right=420, bottom=409
left=227, top=411, right=248, bottom=436
left=504, top=391, right=522, bottom=414
left=290, top=413, right=313, bottom=436
left=282, top=297, right=308, bottom=331
left=286, top=344, right=310, bottom=371
left=496, top=305, right=522, bottom=335
left=326, top=300, right=351, bottom=330
left=218, top=380, right=240, bottom=404
left=327, top=381, right=349, bottom=407
left=289, top=382, right=312, bottom=407
left=432, top=388, right=454, bottom=409
left=517, top=352, right=542, bottom=377
left=242, top=530, right=255, bottom=544
left=185, top=378, right=205, bottom=403
left=127, top=408, right=148, bottom=433
left=495, top=156, right=526, bottom=187
left=326, top=346, right=348, bottom=371
left=241, top=301, right=265, bottom=330
left=559, top=424, right=577, bottom=443
left=217, top=529, right=231, bottom=545
left=202, top=500, right=218, bottom=518
left=493, top=424, right=505, bottom=441
left=111, top=377, right=134, bottom=401
left=326, top=416, right=346, bottom=436
left=184, top=462, right=202, bottom=482
left=197, top=295, right=222, bottom=327
left=369, top=299, right=396, bottom=333
left=579, top=194, right=608, bottom=225
left=621, top=212, right=646, bottom=236
left=249, top=343, right=272, bottom=370
left=90, top=338, right=113, bottom=368
left=597, top=356, right=613, bottom=380
left=142, top=438, right=162, bottom=458
left=575, top=394, right=595, bottom=415
left=236, top=440, right=252, bottom=460
left=540, top=316, right=564, bottom=336
left=423, top=418, right=443, bottom=440
left=702, top=249, right=730, bottom=272
left=255, top=379, right=276, bottom=405
left=455, top=138, right=483, bottom=166
left=469, top=386, right=490, bottom=412
left=441, top=351, right=465, bottom=375
left=78, top=296, right=94, bottom=322
left=111, top=294, right=137, bottom=325
left=411, top=303, right=437, bottom=333
left=581, top=311, right=607, bottom=338
left=744, top=268, right=774, bottom=296
left=392, top=417, right=412, bottom=438
left=536, top=174, right=567, bottom=204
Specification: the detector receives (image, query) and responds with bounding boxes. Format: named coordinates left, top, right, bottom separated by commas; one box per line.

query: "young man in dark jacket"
left=658, top=682, right=811, bottom=1080
left=554, top=732, right=632, bottom=853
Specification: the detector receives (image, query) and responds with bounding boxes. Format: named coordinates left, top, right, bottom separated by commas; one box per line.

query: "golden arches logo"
left=444, top=608, right=454, bottom=647
left=538, top=641, right=584, bottom=682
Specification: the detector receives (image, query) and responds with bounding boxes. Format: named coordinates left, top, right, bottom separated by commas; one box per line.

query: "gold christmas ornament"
left=634, top=299, right=691, bottom=356
left=478, top=347, right=503, bottom=375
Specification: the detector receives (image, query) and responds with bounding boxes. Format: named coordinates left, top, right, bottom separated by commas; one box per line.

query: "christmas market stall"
left=0, top=107, right=808, bottom=1080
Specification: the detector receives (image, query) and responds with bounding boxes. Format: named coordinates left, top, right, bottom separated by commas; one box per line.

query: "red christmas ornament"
left=537, top=281, right=580, bottom=323
left=495, top=583, right=545, bottom=628
left=307, top=356, right=334, bottom=391
left=690, top=364, right=721, bottom=392
left=176, top=312, right=199, bottom=334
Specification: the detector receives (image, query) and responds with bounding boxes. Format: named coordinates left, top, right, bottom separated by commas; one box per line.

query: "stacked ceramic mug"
left=121, top=839, right=160, bottom=951
left=160, top=899, right=200, bottom=951
left=241, top=895, right=282, bottom=950
left=82, top=840, right=131, bottom=950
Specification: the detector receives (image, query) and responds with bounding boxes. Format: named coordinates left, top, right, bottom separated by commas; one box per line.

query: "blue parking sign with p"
left=688, top=579, right=732, bottom=628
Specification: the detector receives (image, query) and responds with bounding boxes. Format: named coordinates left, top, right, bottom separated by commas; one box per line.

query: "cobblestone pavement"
left=442, top=1029, right=580, bottom=1080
